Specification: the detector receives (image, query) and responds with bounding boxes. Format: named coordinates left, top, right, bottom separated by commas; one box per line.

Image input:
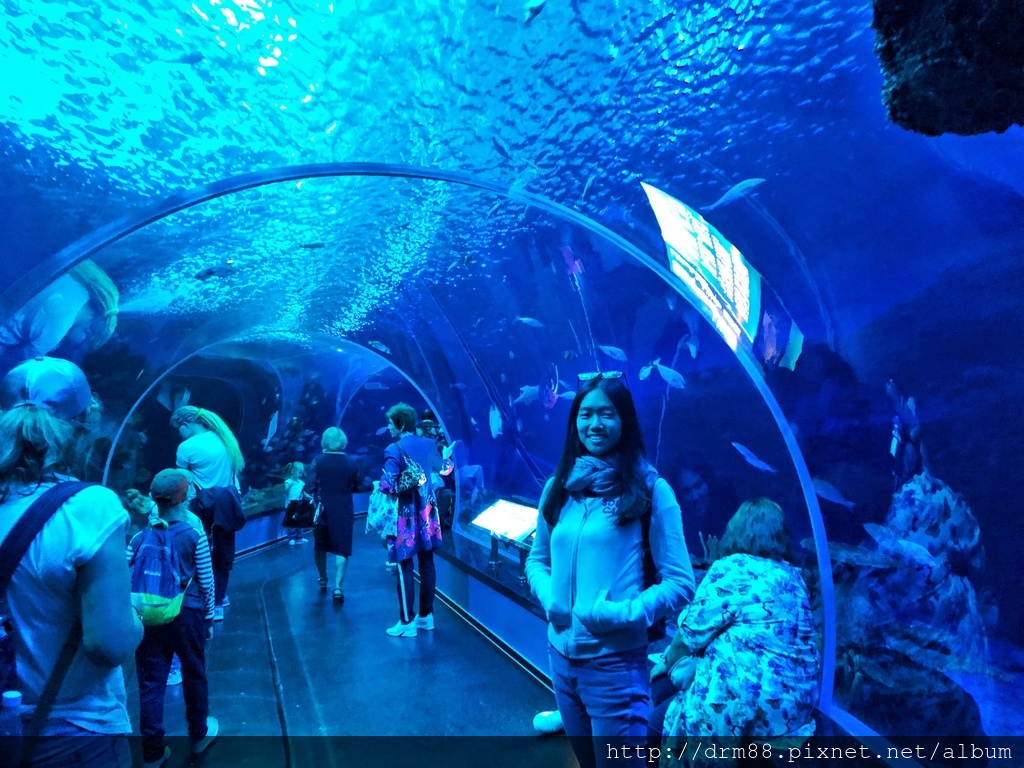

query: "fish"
left=260, top=411, right=279, bottom=451
left=563, top=350, right=578, bottom=360
left=376, top=426, right=390, bottom=435
left=470, top=417, right=478, bottom=427
left=299, top=242, right=326, bottom=249
left=597, top=345, right=627, bottom=362
left=557, top=390, right=575, bottom=400
left=703, top=178, right=766, bottom=211
left=486, top=201, right=502, bottom=218
left=492, top=136, right=512, bottom=161
left=524, top=0, right=545, bottom=24
left=731, top=442, right=778, bottom=473
left=513, top=385, right=540, bottom=405
left=489, top=404, right=503, bottom=439
left=682, top=309, right=700, bottom=358
left=654, top=360, right=685, bottom=389
left=363, top=382, right=389, bottom=390
left=639, top=361, right=654, bottom=381
left=812, top=478, right=855, bottom=510
left=368, top=340, right=391, bottom=354
left=194, top=261, right=237, bottom=281
left=515, top=316, right=545, bottom=328
left=561, top=245, right=584, bottom=276
left=451, top=383, right=468, bottom=390
left=171, top=51, right=204, bottom=65
left=509, top=351, right=515, bottom=360
left=135, top=369, right=145, bottom=381
left=500, top=373, right=507, bottom=383
left=581, top=175, right=595, bottom=201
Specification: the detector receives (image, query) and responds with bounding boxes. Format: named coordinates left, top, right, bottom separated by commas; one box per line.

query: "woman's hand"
left=536, top=583, right=571, bottom=630
left=574, top=590, right=632, bottom=635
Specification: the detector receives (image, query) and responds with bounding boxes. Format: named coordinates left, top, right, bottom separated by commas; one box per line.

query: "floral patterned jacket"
left=662, top=553, right=819, bottom=763
left=379, top=434, right=452, bottom=562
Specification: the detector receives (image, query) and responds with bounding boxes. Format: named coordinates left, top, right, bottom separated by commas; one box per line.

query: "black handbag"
left=393, top=448, right=427, bottom=494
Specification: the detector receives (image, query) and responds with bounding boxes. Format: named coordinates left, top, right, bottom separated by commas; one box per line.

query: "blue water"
left=2, top=0, right=1023, bottom=739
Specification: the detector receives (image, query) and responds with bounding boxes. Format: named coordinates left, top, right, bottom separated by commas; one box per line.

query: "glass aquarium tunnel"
left=1, top=0, right=1020, bottom=750
left=1, top=161, right=1008, bottom=743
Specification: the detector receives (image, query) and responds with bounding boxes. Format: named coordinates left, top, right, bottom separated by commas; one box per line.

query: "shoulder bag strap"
left=0, top=482, right=95, bottom=749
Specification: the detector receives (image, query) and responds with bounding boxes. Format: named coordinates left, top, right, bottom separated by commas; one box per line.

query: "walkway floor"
left=126, top=525, right=573, bottom=766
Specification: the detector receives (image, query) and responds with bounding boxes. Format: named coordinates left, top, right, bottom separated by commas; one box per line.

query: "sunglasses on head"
left=577, top=370, right=625, bottom=385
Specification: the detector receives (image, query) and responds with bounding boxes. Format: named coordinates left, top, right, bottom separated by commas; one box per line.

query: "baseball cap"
left=0, top=356, right=92, bottom=420
left=150, top=469, right=191, bottom=508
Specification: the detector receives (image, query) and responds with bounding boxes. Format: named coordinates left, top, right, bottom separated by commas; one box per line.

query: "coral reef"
left=815, top=471, right=996, bottom=734
left=873, top=0, right=1024, bottom=135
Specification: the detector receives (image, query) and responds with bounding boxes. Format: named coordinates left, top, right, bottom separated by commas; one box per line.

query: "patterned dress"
left=662, top=554, right=819, bottom=766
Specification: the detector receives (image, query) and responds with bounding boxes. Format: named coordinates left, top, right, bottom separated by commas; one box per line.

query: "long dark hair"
left=539, top=376, right=652, bottom=527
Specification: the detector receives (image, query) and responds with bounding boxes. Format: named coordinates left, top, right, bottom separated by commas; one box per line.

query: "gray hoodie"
left=526, top=476, right=695, bottom=658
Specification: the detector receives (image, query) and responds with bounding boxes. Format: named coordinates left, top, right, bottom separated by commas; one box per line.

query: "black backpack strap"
left=0, top=481, right=95, bottom=751
left=0, top=482, right=94, bottom=594
left=639, top=471, right=667, bottom=643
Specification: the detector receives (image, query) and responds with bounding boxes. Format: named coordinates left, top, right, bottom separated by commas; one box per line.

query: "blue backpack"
left=129, top=522, right=194, bottom=626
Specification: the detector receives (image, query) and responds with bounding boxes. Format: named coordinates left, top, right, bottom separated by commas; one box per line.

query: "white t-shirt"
left=176, top=430, right=237, bottom=490
left=0, top=480, right=131, bottom=735
left=0, top=273, right=91, bottom=359
left=284, top=478, right=305, bottom=503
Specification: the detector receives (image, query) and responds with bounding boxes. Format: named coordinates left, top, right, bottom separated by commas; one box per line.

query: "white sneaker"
left=415, top=614, right=434, bottom=631
left=213, top=606, right=224, bottom=622
left=533, top=710, right=564, bottom=735
left=192, top=716, right=219, bottom=754
left=289, top=539, right=298, bottom=546
left=221, top=596, right=230, bottom=607
left=143, top=745, right=171, bottom=768
left=385, top=620, right=417, bottom=637
left=167, top=667, right=182, bottom=686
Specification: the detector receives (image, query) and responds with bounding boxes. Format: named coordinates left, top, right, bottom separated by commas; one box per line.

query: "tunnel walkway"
left=126, top=523, right=572, bottom=766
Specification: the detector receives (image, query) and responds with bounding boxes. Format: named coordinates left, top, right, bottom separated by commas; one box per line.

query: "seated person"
left=659, top=498, right=819, bottom=765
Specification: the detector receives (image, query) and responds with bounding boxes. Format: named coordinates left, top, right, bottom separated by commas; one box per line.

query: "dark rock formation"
left=873, top=0, right=1024, bottom=135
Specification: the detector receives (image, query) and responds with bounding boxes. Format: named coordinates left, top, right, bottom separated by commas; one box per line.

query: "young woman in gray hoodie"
left=526, top=372, right=695, bottom=768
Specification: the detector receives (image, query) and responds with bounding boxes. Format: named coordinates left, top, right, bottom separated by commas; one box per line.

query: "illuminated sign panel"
left=641, top=182, right=762, bottom=350
left=470, top=499, right=538, bottom=542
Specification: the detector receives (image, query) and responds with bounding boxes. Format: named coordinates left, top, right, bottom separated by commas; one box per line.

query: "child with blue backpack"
left=128, top=469, right=218, bottom=768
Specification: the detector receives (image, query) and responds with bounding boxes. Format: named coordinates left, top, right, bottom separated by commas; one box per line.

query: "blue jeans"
left=24, top=722, right=131, bottom=768
left=549, top=645, right=651, bottom=768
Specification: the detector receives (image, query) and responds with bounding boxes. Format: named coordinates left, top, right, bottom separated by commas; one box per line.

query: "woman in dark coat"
left=310, top=427, right=373, bottom=602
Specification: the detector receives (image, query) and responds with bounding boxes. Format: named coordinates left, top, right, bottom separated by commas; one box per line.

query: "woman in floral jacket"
left=661, top=498, right=819, bottom=767
left=379, top=402, right=452, bottom=637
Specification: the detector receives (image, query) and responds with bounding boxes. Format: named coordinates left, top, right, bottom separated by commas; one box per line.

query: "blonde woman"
left=310, top=428, right=373, bottom=602
left=0, top=357, right=140, bottom=768
left=0, top=259, right=119, bottom=374
left=170, top=406, right=245, bottom=622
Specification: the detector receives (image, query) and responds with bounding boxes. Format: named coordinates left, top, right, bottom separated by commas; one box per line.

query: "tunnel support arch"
left=4, top=162, right=838, bottom=715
